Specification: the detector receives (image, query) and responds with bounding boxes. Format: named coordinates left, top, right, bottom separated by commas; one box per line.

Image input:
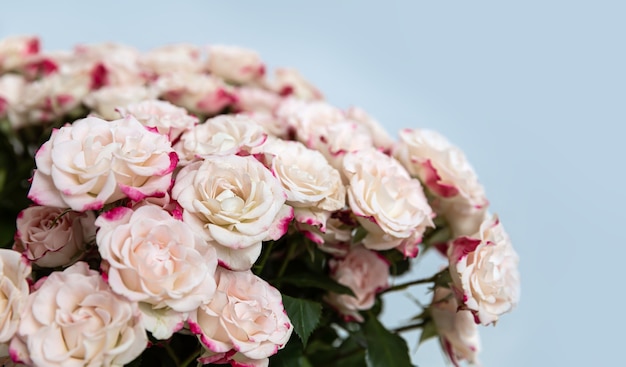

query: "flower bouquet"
left=0, top=35, right=520, bottom=367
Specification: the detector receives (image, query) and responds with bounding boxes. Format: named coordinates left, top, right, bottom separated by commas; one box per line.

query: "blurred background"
left=2, top=0, right=624, bottom=365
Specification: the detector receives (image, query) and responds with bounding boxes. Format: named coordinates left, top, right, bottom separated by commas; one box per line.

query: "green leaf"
left=363, top=316, right=414, bottom=367
left=418, top=320, right=438, bottom=345
left=277, top=272, right=355, bottom=296
left=282, top=295, right=322, bottom=347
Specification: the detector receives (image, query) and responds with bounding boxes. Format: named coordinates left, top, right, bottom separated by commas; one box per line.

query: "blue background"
left=2, top=1, right=624, bottom=365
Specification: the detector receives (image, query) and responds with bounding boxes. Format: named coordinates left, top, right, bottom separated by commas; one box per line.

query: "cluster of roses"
left=0, top=35, right=520, bottom=367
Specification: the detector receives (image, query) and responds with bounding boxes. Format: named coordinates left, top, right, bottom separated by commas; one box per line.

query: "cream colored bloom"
left=83, top=85, right=157, bottom=120
left=96, top=204, right=217, bottom=339
left=272, top=68, right=323, bottom=101
left=431, top=287, right=481, bottom=366
left=175, top=114, right=267, bottom=164
left=28, top=115, right=177, bottom=211
left=325, top=246, right=389, bottom=322
left=141, top=43, right=203, bottom=76
left=189, top=268, right=292, bottom=366
left=448, top=215, right=521, bottom=325
left=207, top=45, right=266, bottom=85
left=10, top=262, right=146, bottom=366
left=156, top=72, right=236, bottom=115
left=394, top=128, right=488, bottom=237
left=343, top=148, right=434, bottom=251
left=0, top=250, right=31, bottom=344
left=171, top=155, right=293, bottom=270
left=117, top=99, right=198, bottom=141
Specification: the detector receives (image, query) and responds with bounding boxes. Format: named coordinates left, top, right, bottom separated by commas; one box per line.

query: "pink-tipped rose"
left=431, top=287, right=481, bottom=366
left=324, top=245, right=389, bottom=322
left=447, top=215, right=521, bottom=325
left=189, top=268, right=292, bottom=367
left=13, top=206, right=95, bottom=268
left=171, top=154, right=293, bottom=270
left=10, top=262, right=147, bottom=366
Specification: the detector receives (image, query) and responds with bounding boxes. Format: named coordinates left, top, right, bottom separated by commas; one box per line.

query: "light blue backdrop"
left=2, top=1, right=624, bottom=366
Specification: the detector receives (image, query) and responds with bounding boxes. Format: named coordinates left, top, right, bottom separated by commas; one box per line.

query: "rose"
left=275, top=98, right=344, bottom=147
left=82, top=85, right=157, bottom=120
left=343, top=148, right=434, bottom=251
left=310, top=120, right=375, bottom=175
left=174, top=114, right=267, bottom=164
left=260, top=138, right=345, bottom=232
left=430, top=287, right=481, bottom=366
left=345, top=107, right=395, bottom=153
left=117, top=99, right=198, bottom=142
left=207, top=45, right=266, bottom=85
left=172, top=154, right=293, bottom=270
left=447, top=214, right=521, bottom=325
left=271, top=68, right=323, bottom=100
left=10, top=71, right=90, bottom=127
left=141, top=44, right=203, bottom=77
left=234, top=87, right=281, bottom=113
left=73, top=43, right=145, bottom=87
left=28, top=115, right=177, bottom=211
left=13, top=206, right=95, bottom=268
left=189, top=268, right=292, bottom=367
left=394, top=128, right=488, bottom=237
left=9, top=262, right=147, bottom=366
left=155, top=72, right=237, bottom=115
left=0, top=74, right=25, bottom=124
left=0, top=249, right=31, bottom=345
left=324, top=245, right=389, bottom=322
left=95, top=204, right=218, bottom=339
left=0, top=35, right=39, bottom=72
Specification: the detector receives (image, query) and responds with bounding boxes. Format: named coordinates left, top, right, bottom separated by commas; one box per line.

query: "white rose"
left=11, top=71, right=90, bottom=127
left=275, top=98, right=344, bottom=147
left=117, top=99, right=198, bottom=141
left=140, top=43, right=203, bottom=76
left=261, top=138, right=345, bottom=231
left=394, top=128, right=488, bottom=237
left=0, top=35, right=39, bottom=72
left=156, top=72, right=237, bottom=115
left=447, top=214, right=521, bottom=325
left=13, top=206, right=95, bottom=268
left=175, top=114, right=267, bottom=164
left=234, top=86, right=281, bottom=113
left=324, top=246, right=389, bottom=322
left=343, top=148, right=434, bottom=251
left=272, top=68, right=323, bottom=101
left=310, top=120, right=375, bottom=175
left=430, top=287, right=481, bottom=366
left=0, top=74, right=26, bottom=125
left=189, top=268, right=292, bottom=366
left=171, top=155, right=293, bottom=270
left=10, top=262, right=147, bottom=367
left=74, top=43, right=145, bottom=87
left=28, top=115, right=177, bottom=211
left=207, top=45, right=266, bottom=85
left=95, top=204, right=218, bottom=339
left=83, top=85, right=157, bottom=120
left=345, top=107, right=395, bottom=152
left=0, top=249, right=31, bottom=344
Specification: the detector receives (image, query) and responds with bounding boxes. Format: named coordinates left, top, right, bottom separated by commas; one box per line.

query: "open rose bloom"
left=0, top=36, right=520, bottom=366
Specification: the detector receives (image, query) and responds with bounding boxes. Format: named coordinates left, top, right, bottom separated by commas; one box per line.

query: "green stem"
left=276, top=241, right=298, bottom=279
left=382, top=275, right=436, bottom=294
left=163, top=342, right=181, bottom=366
left=253, top=241, right=275, bottom=275
left=178, top=347, right=202, bottom=367
left=392, top=321, right=426, bottom=334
